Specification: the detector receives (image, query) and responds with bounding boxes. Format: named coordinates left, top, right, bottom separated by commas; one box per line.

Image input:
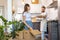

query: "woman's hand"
left=29, top=27, right=33, bottom=32
left=23, top=21, right=33, bottom=31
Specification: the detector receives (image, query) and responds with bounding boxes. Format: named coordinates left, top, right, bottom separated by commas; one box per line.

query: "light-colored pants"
left=41, top=31, right=45, bottom=40
left=40, top=19, right=47, bottom=40
left=40, top=19, right=47, bottom=32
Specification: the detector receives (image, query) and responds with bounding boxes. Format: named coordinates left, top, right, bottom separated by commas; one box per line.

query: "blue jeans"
left=24, top=21, right=33, bottom=30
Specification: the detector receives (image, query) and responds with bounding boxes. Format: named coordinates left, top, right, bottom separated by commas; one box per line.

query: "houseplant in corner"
left=0, top=16, right=25, bottom=40
left=0, top=16, right=10, bottom=40
left=10, top=20, right=25, bottom=39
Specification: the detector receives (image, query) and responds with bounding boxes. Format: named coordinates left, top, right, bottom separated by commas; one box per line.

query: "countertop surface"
left=32, top=17, right=58, bottom=22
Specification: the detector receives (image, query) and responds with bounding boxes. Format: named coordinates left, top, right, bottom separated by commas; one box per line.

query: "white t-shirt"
left=40, top=12, right=47, bottom=20
left=23, top=12, right=31, bottom=21
left=40, top=12, right=47, bottom=32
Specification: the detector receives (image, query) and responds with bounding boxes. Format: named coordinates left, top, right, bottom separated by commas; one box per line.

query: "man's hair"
left=42, top=6, right=46, bottom=9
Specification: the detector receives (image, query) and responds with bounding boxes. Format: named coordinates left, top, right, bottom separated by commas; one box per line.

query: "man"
left=37, top=6, right=47, bottom=40
left=40, top=6, right=47, bottom=40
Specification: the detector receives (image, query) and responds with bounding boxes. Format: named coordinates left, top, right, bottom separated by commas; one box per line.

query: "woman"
left=22, top=4, right=33, bottom=31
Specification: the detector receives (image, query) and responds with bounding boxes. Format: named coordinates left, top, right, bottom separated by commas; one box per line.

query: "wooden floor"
left=11, top=30, right=41, bottom=40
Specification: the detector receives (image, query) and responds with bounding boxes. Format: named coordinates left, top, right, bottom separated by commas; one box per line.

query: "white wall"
left=13, top=0, right=53, bottom=13
left=0, top=0, right=5, bottom=6
left=58, top=0, right=60, bottom=20
left=0, top=0, right=7, bottom=25
left=13, top=0, right=42, bottom=13
left=0, top=0, right=7, bottom=18
left=0, top=0, right=58, bottom=21
left=0, top=0, right=53, bottom=15
left=13, top=0, right=41, bottom=20
left=13, top=0, right=58, bottom=21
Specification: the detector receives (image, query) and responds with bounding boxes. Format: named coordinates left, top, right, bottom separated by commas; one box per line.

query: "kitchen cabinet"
left=58, top=21, right=60, bottom=40
left=57, top=1, right=60, bottom=40
left=48, top=20, right=59, bottom=40
left=33, top=22, right=40, bottom=31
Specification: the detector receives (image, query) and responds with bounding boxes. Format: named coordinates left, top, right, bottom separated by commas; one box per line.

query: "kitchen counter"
left=47, top=20, right=58, bottom=40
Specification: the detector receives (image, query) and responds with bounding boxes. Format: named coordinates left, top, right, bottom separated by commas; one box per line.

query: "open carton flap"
left=30, top=30, right=41, bottom=37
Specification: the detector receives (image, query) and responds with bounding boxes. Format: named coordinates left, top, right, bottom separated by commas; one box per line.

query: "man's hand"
left=37, top=16, right=46, bottom=18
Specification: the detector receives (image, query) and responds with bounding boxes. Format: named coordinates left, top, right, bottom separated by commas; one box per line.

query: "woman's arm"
left=22, top=15, right=33, bottom=31
left=22, top=15, right=30, bottom=28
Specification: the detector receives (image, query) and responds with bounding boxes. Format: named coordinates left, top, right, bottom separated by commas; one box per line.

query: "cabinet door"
left=33, top=22, right=40, bottom=31
left=58, top=1, right=60, bottom=40
left=48, top=21, right=58, bottom=40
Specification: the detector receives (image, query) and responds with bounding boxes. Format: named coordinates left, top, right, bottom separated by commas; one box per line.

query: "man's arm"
left=37, top=15, right=46, bottom=18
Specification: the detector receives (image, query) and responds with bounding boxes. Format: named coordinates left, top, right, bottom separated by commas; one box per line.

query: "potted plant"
left=10, top=20, right=25, bottom=39
left=0, top=16, right=11, bottom=40
left=0, top=16, right=25, bottom=40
